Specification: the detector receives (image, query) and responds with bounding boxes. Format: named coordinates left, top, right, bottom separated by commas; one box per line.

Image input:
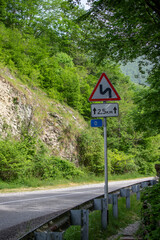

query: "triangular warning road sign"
left=89, top=73, right=121, bottom=102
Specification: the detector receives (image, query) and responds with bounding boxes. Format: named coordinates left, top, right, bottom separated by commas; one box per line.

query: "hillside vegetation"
left=0, top=0, right=159, bottom=186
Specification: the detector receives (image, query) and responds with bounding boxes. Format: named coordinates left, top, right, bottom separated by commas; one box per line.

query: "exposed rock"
left=0, top=69, right=86, bottom=163
left=0, top=76, right=33, bottom=137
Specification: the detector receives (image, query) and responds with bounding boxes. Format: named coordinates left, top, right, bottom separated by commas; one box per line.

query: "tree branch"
left=145, top=0, right=160, bottom=19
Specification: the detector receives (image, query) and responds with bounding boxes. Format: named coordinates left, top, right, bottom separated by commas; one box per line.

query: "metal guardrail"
left=19, top=179, right=157, bottom=240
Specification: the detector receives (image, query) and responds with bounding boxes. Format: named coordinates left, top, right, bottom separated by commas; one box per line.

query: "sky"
left=80, top=0, right=91, bottom=10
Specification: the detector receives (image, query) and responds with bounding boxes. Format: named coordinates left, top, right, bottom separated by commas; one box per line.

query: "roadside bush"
left=134, top=135, right=160, bottom=175
left=0, top=136, right=84, bottom=182
left=41, top=156, right=84, bottom=180
left=0, top=137, right=34, bottom=181
left=108, top=149, right=137, bottom=174
left=77, top=128, right=104, bottom=174
left=140, top=182, right=160, bottom=239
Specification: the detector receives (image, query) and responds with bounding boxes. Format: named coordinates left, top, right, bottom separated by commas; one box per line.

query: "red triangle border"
left=89, top=73, right=121, bottom=102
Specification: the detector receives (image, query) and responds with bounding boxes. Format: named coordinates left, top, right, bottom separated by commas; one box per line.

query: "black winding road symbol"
left=99, top=85, right=112, bottom=98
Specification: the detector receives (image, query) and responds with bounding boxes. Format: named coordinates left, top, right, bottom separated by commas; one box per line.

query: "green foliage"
left=133, top=135, right=160, bottom=175
left=0, top=137, right=34, bottom=181
left=35, top=156, right=83, bottom=180
left=78, top=0, right=160, bottom=133
left=134, top=66, right=160, bottom=133
left=141, top=182, right=160, bottom=239
left=108, top=149, right=137, bottom=175
left=0, top=135, right=83, bottom=182
left=79, top=0, right=159, bottom=65
left=0, top=0, right=159, bottom=181
left=77, top=128, right=104, bottom=174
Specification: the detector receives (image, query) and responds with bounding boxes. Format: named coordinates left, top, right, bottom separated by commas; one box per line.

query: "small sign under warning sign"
left=91, top=103, right=119, bottom=117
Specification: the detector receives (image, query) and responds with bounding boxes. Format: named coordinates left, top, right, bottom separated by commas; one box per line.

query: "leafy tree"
left=77, top=0, right=159, bottom=64
left=0, top=0, right=159, bottom=179
left=75, top=0, right=160, bottom=132
left=0, top=0, right=41, bottom=29
left=134, top=66, right=160, bottom=133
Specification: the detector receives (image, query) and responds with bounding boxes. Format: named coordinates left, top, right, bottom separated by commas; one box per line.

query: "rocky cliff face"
left=0, top=68, right=86, bottom=164
left=0, top=74, right=33, bottom=137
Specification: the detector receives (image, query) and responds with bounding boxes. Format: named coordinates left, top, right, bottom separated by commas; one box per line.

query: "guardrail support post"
left=120, top=189, right=126, bottom=197
left=126, top=189, right=130, bottom=209
left=131, top=185, right=137, bottom=193
left=94, top=198, right=108, bottom=229
left=71, top=209, right=89, bottom=240
left=141, top=181, right=149, bottom=188
left=71, top=210, right=81, bottom=225
left=81, top=209, right=89, bottom=240
left=101, top=198, right=108, bottom=229
left=136, top=184, right=140, bottom=200
left=108, top=194, right=113, bottom=204
left=34, top=232, right=63, bottom=240
left=120, top=189, right=130, bottom=208
left=112, top=194, right=118, bottom=218
left=94, top=198, right=101, bottom=210
left=150, top=179, right=157, bottom=185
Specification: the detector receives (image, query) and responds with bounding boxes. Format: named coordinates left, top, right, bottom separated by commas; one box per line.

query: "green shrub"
left=134, top=135, right=160, bottom=175
left=0, top=135, right=83, bottom=182
left=0, top=137, right=34, bottom=181
left=77, top=128, right=104, bottom=174
left=141, top=182, right=160, bottom=239
left=108, top=149, right=137, bottom=174
left=42, top=156, right=84, bottom=180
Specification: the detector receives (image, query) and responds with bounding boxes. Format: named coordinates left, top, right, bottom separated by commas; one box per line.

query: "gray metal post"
left=94, top=198, right=108, bottom=229
left=120, top=188, right=126, bottom=197
left=104, top=115, right=109, bottom=225
left=136, top=184, right=140, bottom=200
left=104, top=116, right=108, bottom=200
left=94, top=198, right=101, bottom=210
left=132, top=185, right=137, bottom=193
left=108, top=194, right=113, bottom=204
left=153, top=180, right=157, bottom=185
left=71, top=210, right=82, bottom=225
left=71, top=209, right=89, bottom=240
left=112, top=194, right=118, bottom=218
left=81, top=209, right=89, bottom=240
left=141, top=182, right=149, bottom=188
left=101, top=198, right=108, bottom=229
left=126, top=189, right=130, bottom=209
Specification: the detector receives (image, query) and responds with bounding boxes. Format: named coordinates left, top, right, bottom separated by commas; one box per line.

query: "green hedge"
left=141, top=182, right=160, bottom=239
left=0, top=136, right=83, bottom=181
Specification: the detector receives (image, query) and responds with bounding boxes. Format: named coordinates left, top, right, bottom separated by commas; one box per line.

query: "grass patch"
left=108, top=172, right=152, bottom=181
left=0, top=172, right=152, bottom=193
left=0, top=177, right=72, bottom=192
left=63, top=194, right=142, bottom=240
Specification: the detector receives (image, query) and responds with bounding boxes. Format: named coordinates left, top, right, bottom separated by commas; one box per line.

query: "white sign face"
left=91, top=103, right=119, bottom=117
left=89, top=73, right=121, bottom=102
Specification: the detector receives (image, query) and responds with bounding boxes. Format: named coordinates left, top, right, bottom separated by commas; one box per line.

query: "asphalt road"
left=0, top=177, right=154, bottom=240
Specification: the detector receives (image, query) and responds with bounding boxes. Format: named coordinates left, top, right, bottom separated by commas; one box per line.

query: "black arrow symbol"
left=113, top=107, right=117, bottom=113
left=99, top=85, right=112, bottom=98
left=93, top=108, right=96, bottom=114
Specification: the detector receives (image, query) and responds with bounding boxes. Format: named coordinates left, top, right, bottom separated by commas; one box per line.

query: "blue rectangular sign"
left=91, top=119, right=103, bottom=127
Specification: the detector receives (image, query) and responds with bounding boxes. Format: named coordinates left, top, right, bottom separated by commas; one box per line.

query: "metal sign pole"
left=103, top=100, right=108, bottom=200
left=103, top=116, right=108, bottom=200
left=104, top=115, right=109, bottom=227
